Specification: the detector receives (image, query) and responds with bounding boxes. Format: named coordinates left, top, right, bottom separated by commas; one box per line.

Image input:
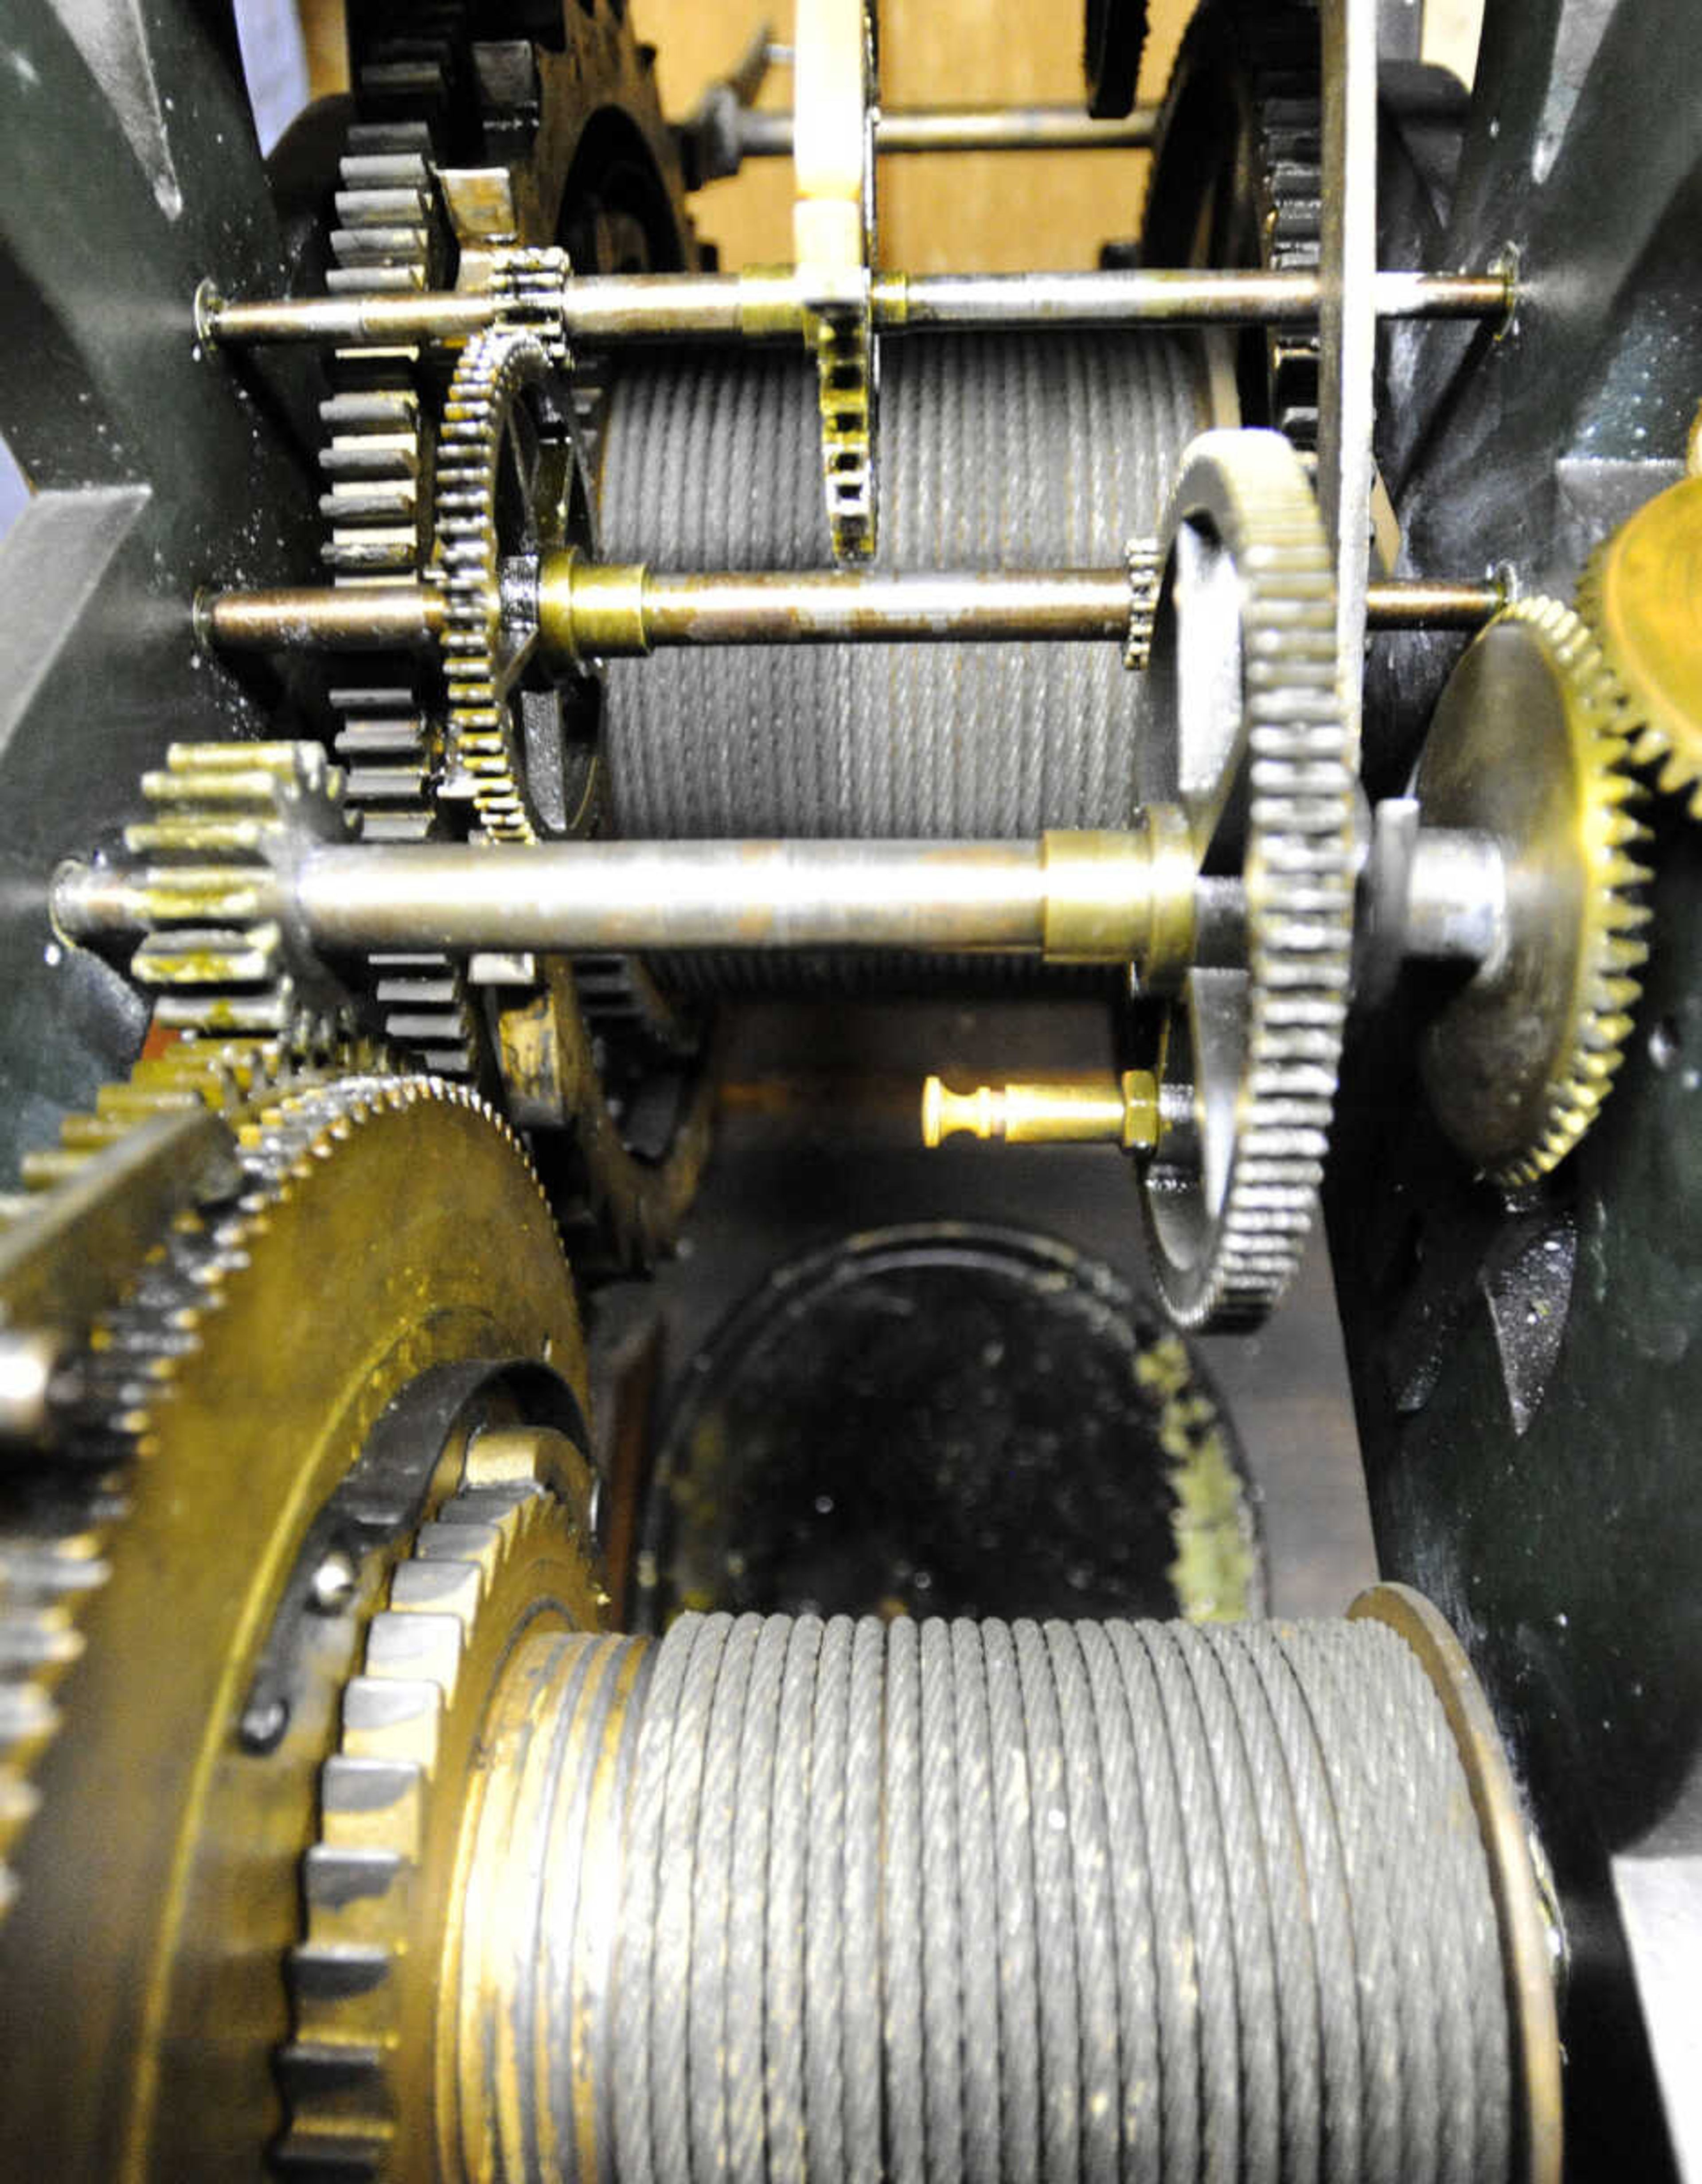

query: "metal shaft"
left=199, top=571, right=1504, bottom=656
left=736, top=103, right=1159, bottom=156
left=55, top=829, right=1191, bottom=969
left=201, top=266, right=1514, bottom=348
left=196, top=582, right=444, bottom=651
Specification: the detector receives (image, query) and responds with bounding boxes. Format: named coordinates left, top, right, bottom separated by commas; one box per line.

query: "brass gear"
left=278, top=1434, right=602, bottom=2176
left=1416, top=596, right=1653, bottom=1186
left=1576, top=474, right=1702, bottom=817
left=0, top=1072, right=588, bottom=2179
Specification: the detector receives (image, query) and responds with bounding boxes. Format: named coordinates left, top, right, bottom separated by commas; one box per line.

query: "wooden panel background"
left=630, top=0, right=1198, bottom=274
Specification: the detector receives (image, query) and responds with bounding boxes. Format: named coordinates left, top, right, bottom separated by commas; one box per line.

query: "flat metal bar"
left=736, top=104, right=1159, bottom=156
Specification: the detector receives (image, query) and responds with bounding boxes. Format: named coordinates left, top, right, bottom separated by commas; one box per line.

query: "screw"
left=308, top=1548, right=358, bottom=1615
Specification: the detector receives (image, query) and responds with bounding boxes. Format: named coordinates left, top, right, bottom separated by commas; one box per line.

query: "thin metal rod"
left=887, top=268, right=1511, bottom=328
left=640, top=569, right=1131, bottom=644
left=200, top=266, right=1513, bottom=348
left=735, top=104, right=1159, bottom=156
left=1364, top=577, right=1505, bottom=630
left=195, top=582, right=444, bottom=651
left=308, top=841, right=1057, bottom=955
left=199, top=570, right=1502, bottom=657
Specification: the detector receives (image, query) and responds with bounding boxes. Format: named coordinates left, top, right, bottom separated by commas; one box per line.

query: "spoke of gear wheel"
left=1140, top=428, right=1356, bottom=1330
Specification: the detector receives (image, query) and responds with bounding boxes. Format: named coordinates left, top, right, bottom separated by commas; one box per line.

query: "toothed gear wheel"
left=104, top=741, right=368, bottom=1058
left=437, top=323, right=594, bottom=843
left=279, top=1447, right=601, bottom=2173
left=318, top=93, right=478, bottom=1073
left=0, top=1072, right=587, bottom=2166
left=1577, top=474, right=1702, bottom=818
left=1, top=1056, right=400, bottom=1919
left=1416, top=596, right=1653, bottom=1186
left=1136, top=428, right=1356, bottom=1330
left=1142, top=0, right=1322, bottom=446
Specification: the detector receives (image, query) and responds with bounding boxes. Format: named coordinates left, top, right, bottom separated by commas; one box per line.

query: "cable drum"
left=462, top=1604, right=1546, bottom=2184
left=594, top=333, right=1206, bottom=991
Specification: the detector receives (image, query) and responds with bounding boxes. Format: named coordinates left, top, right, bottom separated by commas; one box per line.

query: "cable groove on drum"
left=543, top=1614, right=1522, bottom=2184
left=594, top=332, right=1206, bottom=994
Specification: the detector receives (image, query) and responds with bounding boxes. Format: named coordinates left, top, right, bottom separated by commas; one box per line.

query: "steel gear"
left=0, top=1071, right=587, bottom=2171
left=436, top=322, right=598, bottom=842
left=1576, top=474, right=1702, bottom=817
left=279, top=1437, right=602, bottom=2175
left=1142, top=0, right=1322, bottom=445
left=1416, top=596, right=1653, bottom=1186
left=1136, top=427, right=1356, bottom=1330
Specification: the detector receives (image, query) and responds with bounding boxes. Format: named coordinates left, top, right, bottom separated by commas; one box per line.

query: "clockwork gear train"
left=0, top=0, right=1698, bottom=2177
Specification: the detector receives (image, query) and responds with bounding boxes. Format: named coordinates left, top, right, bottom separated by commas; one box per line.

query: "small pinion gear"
left=1417, top=597, right=1653, bottom=1187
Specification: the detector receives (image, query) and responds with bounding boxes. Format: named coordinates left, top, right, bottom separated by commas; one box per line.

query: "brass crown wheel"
left=1577, top=474, right=1702, bottom=817
left=1415, top=597, right=1653, bottom=1185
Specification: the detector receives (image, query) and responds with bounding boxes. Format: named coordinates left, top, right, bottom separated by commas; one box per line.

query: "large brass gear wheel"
left=1576, top=474, right=1702, bottom=817
left=0, top=1071, right=590, bottom=2183
left=1416, top=596, right=1653, bottom=1185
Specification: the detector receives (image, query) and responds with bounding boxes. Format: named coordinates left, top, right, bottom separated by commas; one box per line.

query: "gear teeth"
left=1477, top=596, right=1655, bottom=1187
left=1144, top=433, right=1355, bottom=1330
left=2, top=1073, right=505, bottom=1924
left=1576, top=482, right=1702, bottom=818
left=285, top=1481, right=586, bottom=2162
left=435, top=324, right=558, bottom=844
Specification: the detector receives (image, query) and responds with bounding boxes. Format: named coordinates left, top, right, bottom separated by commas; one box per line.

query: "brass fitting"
left=1040, top=807, right=1195, bottom=979
left=737, top=264, right=808, bottom=338
left=921, top=1069, right=1160, bottom=1150
left=535, top=548, right=650, bottom=665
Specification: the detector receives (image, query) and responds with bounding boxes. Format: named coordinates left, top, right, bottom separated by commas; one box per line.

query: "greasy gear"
left=1417, top=596, right=1652, bottom=1186
left=1577, top=474, right=1702, bottom=818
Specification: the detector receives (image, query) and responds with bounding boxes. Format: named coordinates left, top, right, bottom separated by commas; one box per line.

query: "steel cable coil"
left=492, top=1611, right=1526, bottom=2184
left=593, top=334, right=1206, bottom=994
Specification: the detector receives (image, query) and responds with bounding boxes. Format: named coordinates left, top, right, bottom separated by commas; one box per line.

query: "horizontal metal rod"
left=736, top=103, right=1159, bottom=156
left=54, top=829, right=1194, bottom=967
left=542, top=563, right=1134, bottom=654
left=199, top=571, right=1504, bottom=656
left=196, top=582, right=445, bottom=651
left=296, top=840, right=1057, bottom=953
left=200, top=265, right=1514, bottom=348
left=1363, top=577, right=1506, bottom=630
